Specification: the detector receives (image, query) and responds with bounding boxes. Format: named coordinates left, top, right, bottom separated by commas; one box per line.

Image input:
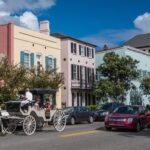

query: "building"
left=52, top=33, right=97, bottom=107
left=0, top=22, right=62, bottom=108
left=124, top=33, right=150, bottom=53
left=96, top=46, right=150, bottom=106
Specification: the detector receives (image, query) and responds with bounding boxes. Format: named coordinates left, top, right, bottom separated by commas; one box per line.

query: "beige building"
left=0, top=22, right=62, bottom=108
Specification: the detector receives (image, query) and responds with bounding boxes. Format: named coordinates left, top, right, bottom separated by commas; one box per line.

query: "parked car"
left=105, top=105, right=150, bottom=132
left=93, top=102, right=124, bottom=121
left=63, top=106, right=94, bottom=125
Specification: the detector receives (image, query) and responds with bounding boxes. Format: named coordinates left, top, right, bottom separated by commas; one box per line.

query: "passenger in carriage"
left=34, top=96, right=41, bottom=110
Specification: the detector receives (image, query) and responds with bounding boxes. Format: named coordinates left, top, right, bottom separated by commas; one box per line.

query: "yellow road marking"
left=61, top=130, right=99, bottom=138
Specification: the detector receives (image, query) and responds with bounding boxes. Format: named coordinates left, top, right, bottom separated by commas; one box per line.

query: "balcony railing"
left=71, top=80, right=94, bottom=90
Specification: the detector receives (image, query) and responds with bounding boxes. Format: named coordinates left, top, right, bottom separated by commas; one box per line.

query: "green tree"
left=28, top=67, right=64, bottom=89
left=0, top=58, right=64, bottom=103
left=140, top=77, right=150, bottom=95
left=96, top=52, right=139, bottom=102
left=0, top=58, right=29, bottom=103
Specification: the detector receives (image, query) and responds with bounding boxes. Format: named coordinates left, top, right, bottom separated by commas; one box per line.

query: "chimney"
left=40, top=20, right=50, bottom=35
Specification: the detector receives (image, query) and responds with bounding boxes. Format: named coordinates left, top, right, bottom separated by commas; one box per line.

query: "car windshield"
left=63, top=107, right=74, bottom=113
left=101, top=103, right=112, bottom=110
left=114, top=106, right=139, bottom=115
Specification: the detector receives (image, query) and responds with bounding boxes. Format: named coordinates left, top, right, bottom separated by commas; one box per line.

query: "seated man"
left=20, top=97, right=30, bottom=113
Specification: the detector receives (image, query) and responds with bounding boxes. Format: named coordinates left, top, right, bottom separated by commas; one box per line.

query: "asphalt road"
left=0, top=122, right=150, bottom=150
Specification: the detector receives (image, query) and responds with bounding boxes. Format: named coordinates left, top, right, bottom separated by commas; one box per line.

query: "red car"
left=105, top=105, right=150, bottom=132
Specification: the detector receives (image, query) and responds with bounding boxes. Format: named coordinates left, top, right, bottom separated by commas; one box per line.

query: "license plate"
left=109, top=122, right=124, bottom=126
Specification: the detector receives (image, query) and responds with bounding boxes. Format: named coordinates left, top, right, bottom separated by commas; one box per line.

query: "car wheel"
left=88, top=116, right=94, bottom=124
left=70, top=117, right=75, bottom=125
left=135, top=122, right=141, bottom=132
left=105, top=127, right=112, bottom=131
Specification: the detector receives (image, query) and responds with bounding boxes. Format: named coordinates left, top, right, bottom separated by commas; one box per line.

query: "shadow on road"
left=96, top=126, right=150, bottom=138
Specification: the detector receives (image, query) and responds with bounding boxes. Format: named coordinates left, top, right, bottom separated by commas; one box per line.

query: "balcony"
left=71, top=80, right=94, bottom=90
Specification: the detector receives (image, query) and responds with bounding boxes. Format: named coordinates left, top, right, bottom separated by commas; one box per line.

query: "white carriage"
left=0, top=88, right=67, bottom=136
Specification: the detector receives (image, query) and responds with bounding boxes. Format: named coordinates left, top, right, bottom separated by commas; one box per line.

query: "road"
left=0, top=122, right=150, bottom=150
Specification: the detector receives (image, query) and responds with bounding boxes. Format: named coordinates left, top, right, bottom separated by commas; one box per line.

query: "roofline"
left=96, top=46, right=150, bottom=56
left=52, top=33, right=97, bottom=47
left=136, top=45, right=150, bottom=49
left=96, top=46, right=121, bottom=53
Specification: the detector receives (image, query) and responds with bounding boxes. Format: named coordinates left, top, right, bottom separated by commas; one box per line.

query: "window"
left=79, top=45, right=85, bottom=56
left=71, top=64, right=77, bottom=80
left=20, top=51, right=34, bottom=68
left=24, top=53, right=30, bottom=68
left=71, top=42, right=77, bottom=54
left=36, top=54, right=42, bottom=64
left=45, top=56, right=54, bottom=71
left=88, top=48, right=92, bottom=58
left=143, top=70, right=147, bottom=77
left=86, top=47, right=93, bottom=58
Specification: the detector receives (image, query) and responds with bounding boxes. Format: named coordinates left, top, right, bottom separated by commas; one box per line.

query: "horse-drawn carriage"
left=0, top=88, right=67, bottom=136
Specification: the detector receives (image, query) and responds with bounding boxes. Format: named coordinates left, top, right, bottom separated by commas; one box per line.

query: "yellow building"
left=0, top=21, right=62, bottom=108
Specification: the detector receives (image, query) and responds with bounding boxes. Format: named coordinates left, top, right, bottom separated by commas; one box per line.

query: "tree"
left=0, top=58, right=29, bottom=103
left=28, top=67, right=64, bottom=89
left=140, top=77, right=150, bottom=95
left=95, top=52, right=139, bottom=102
left=0, top=58, right=64, bottom=104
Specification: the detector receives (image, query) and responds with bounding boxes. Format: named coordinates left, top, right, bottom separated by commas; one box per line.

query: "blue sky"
left=0, top=0, right=150, bottom=48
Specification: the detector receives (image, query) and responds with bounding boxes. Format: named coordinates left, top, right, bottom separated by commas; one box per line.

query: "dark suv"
left=63, top=106, right=94, bottom=125
left=94, top=102, right=124, bottom=121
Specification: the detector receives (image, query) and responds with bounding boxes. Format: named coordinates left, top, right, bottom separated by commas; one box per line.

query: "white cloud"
left=81, top=12, right=150, bottom=48
left=0, top=11, right=39, bottom=31
left=0, top=11, right=10, bottom=16
left=0, top=0, right=56, bottom=13
left=134, top=12, right=150, bottom=33
left=20, top=12, right=39, bottom=31
left=0, top=0, right=56, bottom=31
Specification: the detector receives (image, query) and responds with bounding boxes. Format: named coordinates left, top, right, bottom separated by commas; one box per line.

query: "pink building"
left=0, top=23, right=14, bottom=63
left=0, top=22, right=62, bottom=108
left=52, top=33, right=97, bottom=107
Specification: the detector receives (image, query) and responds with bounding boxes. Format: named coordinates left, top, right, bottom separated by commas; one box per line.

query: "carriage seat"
left=21, top=100, right=35, bottom=112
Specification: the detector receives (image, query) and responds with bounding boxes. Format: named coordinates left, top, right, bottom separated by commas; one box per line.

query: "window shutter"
left=84, top=47, right=87, bottom=56
left=71, top=64, right=74, bottom=80
left=79, top=45, right=81, bottom=55
left=45, top=56, right=48, bottom=70
left=30, top=53, right=34, bottom=67
left=87, top=68, right=90, bottom=82
left=85, top=67, right=87, bottom=83
left=77, top=65, right=80, bottom=80
left=71, top=43, right=74, bottom=53
left=87, top=47, right=89, bottom=57
left=80, top=66, right=82, bottom=81
left=74, top=44, right=77, bottom=54
left=54, top=58, right=57, bottom=69
left=20, top=51, right=24, bottom=66
left=92, top=49, right=94, bottom=58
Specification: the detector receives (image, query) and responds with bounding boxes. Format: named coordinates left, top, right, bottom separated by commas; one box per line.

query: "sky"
left=0, top=0, right=150, bottom=48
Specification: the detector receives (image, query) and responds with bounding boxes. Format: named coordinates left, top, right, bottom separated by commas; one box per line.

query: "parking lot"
left=0, top=122, right=150, bottom=150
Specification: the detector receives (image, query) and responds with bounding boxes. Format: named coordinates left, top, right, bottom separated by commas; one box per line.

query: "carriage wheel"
left=0, top=119, right=6, bottom=136
left=53, top=110, right=66, bottom=132
left=23, top=115, right=36, bottom=136
left=3, top=122, right=17, bottom=134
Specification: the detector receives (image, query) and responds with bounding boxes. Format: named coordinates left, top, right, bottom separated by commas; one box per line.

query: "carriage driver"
left=25, top=88, right=33, bottom=102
